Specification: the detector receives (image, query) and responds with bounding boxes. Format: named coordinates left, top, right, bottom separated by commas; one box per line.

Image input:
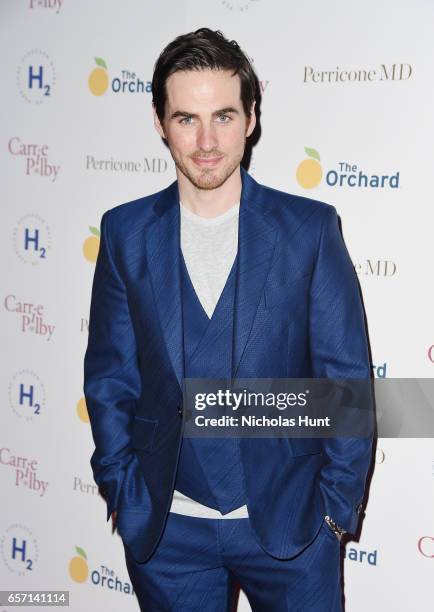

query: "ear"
left=153, top=105, right=166, bottom=139
left=246, top=100, right=256, bottom=138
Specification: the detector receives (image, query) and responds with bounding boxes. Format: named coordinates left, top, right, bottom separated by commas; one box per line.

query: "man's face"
left=154, top=69, right=256, bottom=190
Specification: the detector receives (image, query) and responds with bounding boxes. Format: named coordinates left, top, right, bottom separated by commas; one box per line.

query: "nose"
left=196, top=122, right=218, bottom=153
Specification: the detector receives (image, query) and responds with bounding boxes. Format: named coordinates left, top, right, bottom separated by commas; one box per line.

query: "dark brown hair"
left=152, top=27, right=257, bottom=123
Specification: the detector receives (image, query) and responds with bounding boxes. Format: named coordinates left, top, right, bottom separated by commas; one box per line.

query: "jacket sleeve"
left=309, top=205, right=374, bottom=535
left=83, top=209, right=141, bottom=521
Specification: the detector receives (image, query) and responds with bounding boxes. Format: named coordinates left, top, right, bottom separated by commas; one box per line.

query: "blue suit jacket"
left=84, top=167, right=373, bottom=563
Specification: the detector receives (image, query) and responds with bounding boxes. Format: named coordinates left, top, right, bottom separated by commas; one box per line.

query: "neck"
left=177, top=166, right=242, bottom=219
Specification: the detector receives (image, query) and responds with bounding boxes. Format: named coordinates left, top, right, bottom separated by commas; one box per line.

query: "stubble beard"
left=171, top=150, right=244, bottom=191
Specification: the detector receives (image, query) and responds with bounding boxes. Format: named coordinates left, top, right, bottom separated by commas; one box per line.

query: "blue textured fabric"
left=174, top=251, right=246, bottom=513
left=124, top=512, right=343, bottom=611
left=84, top=167, right=374, bottom=565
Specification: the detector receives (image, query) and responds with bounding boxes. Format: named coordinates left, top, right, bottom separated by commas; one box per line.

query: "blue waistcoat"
left=173, top=251, right=246, bottom=513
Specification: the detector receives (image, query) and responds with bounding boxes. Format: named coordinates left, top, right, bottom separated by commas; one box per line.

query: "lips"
left=191, top=156, right=223, bottom=167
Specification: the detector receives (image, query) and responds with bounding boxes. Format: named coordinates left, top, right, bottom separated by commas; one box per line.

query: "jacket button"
left=177, top=405, right=183, bottom=416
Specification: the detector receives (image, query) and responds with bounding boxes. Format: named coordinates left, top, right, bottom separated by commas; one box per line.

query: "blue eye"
left=180, top=116, right=193, bottom=124
left=217, top=115, right=230, bottom=123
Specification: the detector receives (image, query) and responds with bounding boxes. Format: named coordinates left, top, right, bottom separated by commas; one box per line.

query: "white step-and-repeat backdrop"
left=1, top=1, right=433, bottom=610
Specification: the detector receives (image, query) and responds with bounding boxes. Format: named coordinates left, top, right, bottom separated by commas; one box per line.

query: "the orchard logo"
left=417, top=536, right=434, bottom=558
left=4, top=295, right=55, bottom=341
left=76, top=397, right=89, bottom=423
left=0, top=447, right=48, bottom=497
left=343, top=544, right=378, bottom=566
left=8, top=137, right=60, bottom=182
left=83, top=226, right=100, bottom=262
left=8, top=369, right=46, bottom=421
left=13, top=214, right=52, bottom=265
left=68, top=546, right=134, bottom=594
left=0, top=524, right=39, bottom=576
left=88, top=58, right=109, bottom=96
left=296, top=147, right=400, bottom=190
left=88, top=57, right=151, bottom=96
left=69, top=546, right=89, bottom=583
left=17, top=50, right=55, bottom=104
left=372, top=362, right=388, bottom=378
left=296, top=148, right=322, bottom=189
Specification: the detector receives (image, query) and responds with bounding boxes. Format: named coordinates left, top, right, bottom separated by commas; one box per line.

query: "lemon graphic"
left=83, top=226, right=100, bottom=262
left=88, top=58, right=109, bottom=96
left=76, top=397, right=89, bottom=423
left=296, top=147, right=322, bottom=189
left=69, top=546, right=89, bottom=583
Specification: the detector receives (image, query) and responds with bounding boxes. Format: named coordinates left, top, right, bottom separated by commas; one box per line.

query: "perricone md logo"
left=86, top=154, right=168, bottom=174
left=8, top=369, right=46, bottom=421
left=68, top=546, right=134, bottom=594
left=13, top=214, right=52, bottom=265
left=73, top=475, right=98, bottom=497
left=0, top=524, right=39, bottom=576
left=88, top=57, right=151, bottom=96
left=8, top=137, right=60, bottom=181
left=303, top=63, right=412, bottom=84
left=17, top=50, right=55, bottom=104
left=296, top=148, right=400, bottom=190
left=354, top=260, right=396, bottom=277
left=4, top=295, right=55, bottom=341
left=0, top=447, right=48, bottom=497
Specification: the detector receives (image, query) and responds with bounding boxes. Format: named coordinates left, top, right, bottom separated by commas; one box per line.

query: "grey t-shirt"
left=168, top=200, right=249, bottom=519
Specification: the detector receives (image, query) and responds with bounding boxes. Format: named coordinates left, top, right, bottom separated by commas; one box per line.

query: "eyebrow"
left=170, top=107, right=240, bottom=120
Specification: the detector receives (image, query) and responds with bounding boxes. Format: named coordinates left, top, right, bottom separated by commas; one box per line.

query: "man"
left=84, top=28, right=373, bottom=611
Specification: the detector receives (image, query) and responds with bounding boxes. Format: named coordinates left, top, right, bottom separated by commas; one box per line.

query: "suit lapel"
left=145, top=181, right=184, bottom=388
left=233, top=168, right=277, bottom=376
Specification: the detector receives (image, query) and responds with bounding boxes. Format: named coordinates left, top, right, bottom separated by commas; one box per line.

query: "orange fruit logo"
left=69, top=546, right=89, bottom=583
left=296, top=147, right=323, bottom=189
left=83, top=226, right=100, bottom=262
left=76, top=397, right=89, bottom=423
left=88, top=58, right=109, bottom=96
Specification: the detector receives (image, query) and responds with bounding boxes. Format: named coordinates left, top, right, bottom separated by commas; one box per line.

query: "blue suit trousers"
left=123, top=512, right=343, bottom=612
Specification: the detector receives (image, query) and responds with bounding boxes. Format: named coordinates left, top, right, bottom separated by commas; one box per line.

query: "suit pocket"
left=131, top=416, right=158, bottom=452
left=117, top=454, right=153, bottom=511
left=264, top=273, right=312, bottom=310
